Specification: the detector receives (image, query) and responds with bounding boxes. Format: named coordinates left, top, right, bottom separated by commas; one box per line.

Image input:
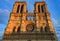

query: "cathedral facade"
left=3, top=1, right=58, bottom=41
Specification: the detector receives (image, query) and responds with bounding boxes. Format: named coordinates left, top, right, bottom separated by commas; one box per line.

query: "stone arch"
left=17, top=26, right=20, bottom=32
left=45, top=26, right=48, bottom=32
left=40, top=27, right=43, bottom=32
left=38, top=5, right=40, bottom=13
left=45, top=26, right=50, bottom=32
left=17, top=5, right=20, bottom=13
left=13, top=26, right=16, bottom=32
left=20, top=5, right=24, bottom=13
left=41, top=5, right=45, bottom=13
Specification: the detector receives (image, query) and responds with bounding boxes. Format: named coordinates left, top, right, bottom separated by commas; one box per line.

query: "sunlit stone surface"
left=2, top=1, right=58, bottom=41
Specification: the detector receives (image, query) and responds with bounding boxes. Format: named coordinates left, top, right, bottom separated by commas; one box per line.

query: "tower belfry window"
left=20, top=5, right=24, bottom=13
left=17, top=5, right=20, bottom=13
left=38, top=5, right=40, bottom=13
left=41, top=5, right=45, bottom=13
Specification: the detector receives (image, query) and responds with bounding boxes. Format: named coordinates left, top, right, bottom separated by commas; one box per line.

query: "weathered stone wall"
left=3, top=1, right=58, bottom=41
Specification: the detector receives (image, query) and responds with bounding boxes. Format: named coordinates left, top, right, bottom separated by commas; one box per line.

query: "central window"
left=26, top=16, right=35, bottom=20
left=26, top=24, right=34, bottom=32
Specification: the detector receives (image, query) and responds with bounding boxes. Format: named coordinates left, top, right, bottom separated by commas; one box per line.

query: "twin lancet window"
left=17, top=5, right=24, bottom=13
left=17, top=5, right=45, bottom=13
left=38, top=5, right=40, bottom=13
left=41, top=5, right=46, bottom=13
left=38, top=5, right=45, bottom=13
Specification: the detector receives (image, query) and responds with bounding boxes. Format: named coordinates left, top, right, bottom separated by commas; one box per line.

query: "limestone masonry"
left=3, top=1, right=58, bottom=41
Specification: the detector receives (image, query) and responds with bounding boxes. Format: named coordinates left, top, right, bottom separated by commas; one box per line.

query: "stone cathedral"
left=3, top=1, right=58, bottom=41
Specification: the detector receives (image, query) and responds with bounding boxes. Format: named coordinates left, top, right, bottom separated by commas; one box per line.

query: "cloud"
left=6, top=0, right=10, bottom=2
left=5, top=0, right=13, bottom=2
left=0, top=9, right=10, bottom=24
left=5, top=0, right=16, bottom=2
left=51, top=18, right=60, bottom=27
left=0, top=9, right=10, bottom=15
left=56, top=21, right=60, bottom=26
left=0, top=24, right=6, bottom=40
left=51, top=18, right=60, bottom=33
left=51, top=18, right=57, bottom=24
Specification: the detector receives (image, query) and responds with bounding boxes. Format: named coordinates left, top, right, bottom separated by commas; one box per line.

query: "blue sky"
left=0, top=0, right=60, bottom=41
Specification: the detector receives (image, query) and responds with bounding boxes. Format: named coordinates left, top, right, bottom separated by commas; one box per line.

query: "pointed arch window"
left=41, top=5, right=45, bottom=13
left=20, top=5, right=24, bottom=13
left=40, top=27, right=43, bottom=32
left=45, top=26, right=50, bottom=32
left=45, top=26, right=48, bottom=32
left=17, top=26, right=20, bottom=32
left=17, top=5, right=20, bottom=13
left=38, top=5, right=40, bottom=13
left=13, top=26, right=16, bottom=32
